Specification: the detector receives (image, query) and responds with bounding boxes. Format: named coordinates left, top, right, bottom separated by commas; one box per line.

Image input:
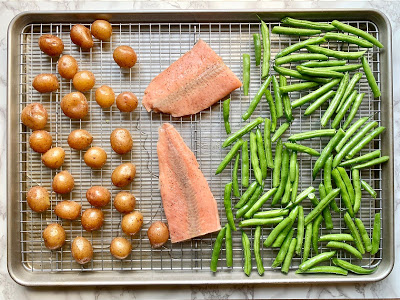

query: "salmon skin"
left=157, top=123, right=221, bottom=243
left=143, top=39, right=242, bottom=117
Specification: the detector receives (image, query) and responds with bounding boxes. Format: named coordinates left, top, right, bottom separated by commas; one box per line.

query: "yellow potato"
left=81, top=208, right=104, bottom=231
left=147, top=221, right=169, bottom=248
left=71, top=236, right=93, bottom=264
left=32, top=73, right=59, bottom=93
left=95, top=85, right=115, bottom=108
left=84, top=147, right=107, bottom=169
left=52, top=170, right=74, bottom=194
left=67, top=129, right=93, bottom=150
left=73, top=70, right=95, bottom=92
left=41, top=147, right=65, bottom=169
left=61, top=92, right=89, bottom=119
left=113, top=45, right=137, bottom=68
left=58, top=55, right=78, bottom=79
left=110, top=128, right=133, bottom=154
left=43, top=223, right=66, bottom=250
left=26, top=186, right=50, bottom=213
left=113, top=191, right=136, bottom=214
left=91, top=20, right=112, bottom=41
left=54, top=200, right=81, bottom=220
left=29, top=130, right=52, bottom=153
left=121, top=211, right=143, bottom=236
left=21, top=103, right=48, bottom=130
left=70, top=24, right=94, bottom=49
left=86, top=186, right=111, bottom=207
left=39, top=34, right=64, bottom=56
left=116, top=91, right=138, bottom=112
left=110, top=237, right=132, bottom=259
left=111, top=163, right=136, bottom=187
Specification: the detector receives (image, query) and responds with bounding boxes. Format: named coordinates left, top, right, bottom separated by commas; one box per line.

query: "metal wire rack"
left=18, top=19, right=382, bottom=273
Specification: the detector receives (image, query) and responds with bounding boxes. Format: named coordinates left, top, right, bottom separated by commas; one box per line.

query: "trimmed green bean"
left=302, top=223, right=313, bottom=263
left=352, top=169, right=362, bottom=214
left=222, top=117, right=264, bottom=148
left=236, top=184, right=264, bottom=219
left=336, top=72, right=362, bottom=113
left=279, top=81, right=319, bottom=94
left=273, top=65, right=331, bottom=83
left=290, top=186, right=316, bottom=208
left=302, top=60, right=347, bottom=68
left=361, top=56, right=381, bottom=98
left=281, top=238, right=297, bottom=274
left=312, top=215, right=323, bottom=255
left=319, top=183, right=333, bottom=230
left=332, top=90, right=358, bottom=129
left=243, top=187, right=277, bottom=219
left=265, top=90, right=277, bottom=132
left=250, top=132, right=263, bottom=185
left=241, top=140, right=249, bottom=187
left=340, top=150, right=381, bottom=167
left=324, top=156, right=337, bottom=212
left=371, top=213, right=381, bottom=255
left=254, top=209, right=289, bottom=219
left=291, top=162, right=300, bottom=203
left=276, top=36, right=326, bottom=58
left=253, top=33, right=261, bottom=66
left=344, top=212, right=365, bottom=254
left=298, top=251, right=336, bottom=271
left=235, top=181, right=258, bottom=209
left=304, top=188, right=340, bottom=225
left=281, top=17, right=335, bottom=31
left=272, top=229, right=294, bottom=268
left=306, top=45, right=366, bottom=60
left=264, top=118, right=274, bottom=168
left=254, top=226, right=264, bottom=275
left=324, top=32, right=374, bottom=48
left=242, top=231, right=252, bottom=276
left=210, top=227, right=227, bottom=272
left=297, top=65, right=345, bottom=78
left=289, top=150, right=297, bottom=182
left=271, top=148, right=290, bottom=206
left=295, top=206, right=305, bottom=255
left=239, top=217, right=284, bottom=227
left=223, top=98, right=231, bottom=135
left=272, top=26, right=321, bottom=36
left=332, top=258, right=377, bottom=275
left=304, top=90, right=336, bottom=116
left=279, top=75, right=293, bottom=122
left=243, top=54, right=250, bottom=96
left=225, top=224, right=233, bottom=267
left=272, top=75, right=283, bottom=118
left=296, top=266, right=348, bottom=276
left=284, top=143, right=320, bottom=157
left=242, top=76, right=272, bottom=121
left=281, top=176, right=292, bottom=206
left=232, top=154, right=240, bottom=198
left=342, top=93, right=365, bottom=130
left=256, top=129, right=268, bottom=179
left=338, top=167, right=355, bottom=206
left=326, top=241, right=363, bottom=259
left=335, top=117, right=369, bottom=153
left=273, top=138, right=283, bottom=188
left=332, top=168, right=354, bottom=217
left=272, top=210, right=297, bottom=248
left=361, top=180, right=377, bottom=199
left=261, top=20, right=270, bottom=79
left=272, top=122, right=290, bottom=143
left=309, top=64, right=363, bottom=73
left=355, top=218, right=372, bottom=253
left=319, top=234, right=354, bottom=242
left=216, top=139, right=244, bottom=175
left=346, top=127, right=386, bottom=159
left=275, top=53, right=328, bottom=66
left=224, top=182, right=237, bottom=231
left=353, top=156, right=389, bottom=170
left=264, top=216, right=293, bottom=247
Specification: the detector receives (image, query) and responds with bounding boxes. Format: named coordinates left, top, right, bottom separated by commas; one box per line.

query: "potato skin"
left=147, top=221, right=169, bottom=248
left=110, top=128, right=133, bottom=154
left=52, top=170, right=74, bottom=194
left=116, top=92, right=138, bottom=112
left=71, top=236, right=93, bottom=264
left=32, top=74, right=59, bottom=93
left=114, top=191, right=136, bottom=214
left=58, top=55, right=78, bottom=79
left=95, top=85, right=115, bottom=108
left=61, top=92, right=89, bottom=119
left=68, top=129, right=93, bottom=150
left=121, top=211, right=143, bottom=236
left=84, top=147, right=107, bottom=169
left=26, top=186, right=50, bottom=213
left=86, top=186, right=111, bottom=207
left=113, top=45, right=137, bottom=68
left=70, top=25, right=94, bottom=49
left=54, top=200, right=81, bottom=220
left=91, top=20, right=112, bottom=41
left=21, top=103, right=48, bottom=130
left=39, top=34, right=64, bottom=56
left=73, top=70, right=95, bottom=92
left=110, top=237, right=132, bottom=259
left=111, top=163, right=136, bottom=187
left=29, top=130, right=52, bottom=153
left=81, top=208, right=104, bottom=231
left=43, top=223, right=66, bottom=250
left=41, top=147, right=65, bottom=169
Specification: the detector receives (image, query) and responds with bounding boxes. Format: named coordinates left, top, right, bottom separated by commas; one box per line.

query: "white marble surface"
left=1, top=0, right=399, bottom=299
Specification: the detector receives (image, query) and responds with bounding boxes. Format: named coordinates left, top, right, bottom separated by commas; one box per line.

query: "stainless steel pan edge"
left=7, top=9, right=393, bottom=286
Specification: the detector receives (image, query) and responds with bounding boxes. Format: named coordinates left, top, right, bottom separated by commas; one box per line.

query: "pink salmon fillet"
left=157, top=123, right=221, bottom=243
left=143, top=39, right=242, bottom=117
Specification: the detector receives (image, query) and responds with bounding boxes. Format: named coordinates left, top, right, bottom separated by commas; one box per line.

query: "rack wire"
left=18, top=20, right=382, bottom=273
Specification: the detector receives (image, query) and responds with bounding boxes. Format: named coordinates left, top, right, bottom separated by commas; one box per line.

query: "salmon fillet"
left=157, top=123, right=221, bottom=243
left=143, top=39, right=242, bottom=117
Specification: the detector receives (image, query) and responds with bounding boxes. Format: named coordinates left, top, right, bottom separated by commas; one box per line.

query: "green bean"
left=342, top=93, right=365, bottom=130
left=361, top=180, right=377, bottom=199
left=291, top=78, right=341, bottom=108
left=302, top=60, right=347, bottom=68
left=239, top=217, right=284, bottom=227
left=261, top=20, right=270, bottom=79
left=210, top=227, right=227, bottom=272
left=331, top=20, right=384, bottom=48
left=281, top=238, right=297, bottom=274
left=331, top=90, right=358, bottom=129
left=272, top=148, right=290, bottom=206
left=289, top=151, right=297, bottom=182
left=319, top=183, right=333, bottom=230
left=340, top=150, right=381, bottom=167
left=254, top=209, right=289, bottom=219
left=304, top=188, right=340, bottom=225
left=332, top=169, right=354, bottom=217
left=304, top=90, right=336, bottom=116
left=324, top=156, right=340, bottom=212
left=243, top=54, right=250, bottom=96
left=276, top=36, right=326, bottom=58
left=224, top=182, right=237, bottom=232
left=254, top=226, right=264, bottom=275
left=242, top=231, right=252, bottom=276
left=235, top=181, right=258, bottom=209
left=298, top=251, right=336, bottom=271
left=232, top=155, right=240, bottom=198
left=308, top=64, right=363, bottom=73
left=332, top=258, right=377, bottom=275
left=352, top=169, right=362, bottom=214
left=272, top=229, right=294, bottom=268
left=275, top=53, right=328, bottom=66
left=319, top=234, right=354, bottom=242
left=264, top=118, right=274, bottom=168
left=243, top=187, right=277, bottom=219
left=336, top=72, right=362, bottom=113
left=312, top=215, right=323, bottom=255
left=284, top=143, right=320, bottom=157
left=312, top=128, right=345, bottom=180
left=354, top=156, right=390, bottom=170
left=281, top=17, right=335, bottom=31
left=265, top=90, right=277, bottom=132
left=308, top=192, right=319, bottom=207
left=297, top=66, right=345, bottom=78
left=346, top=127, right=386, bottom=159
left=333, top=121, right=378, bottom=167
left=279, top=75, right=293, bottom=122
left=296, top=266, right=348, bottom=276
left=264, top=216, right=293, bottom=247
left=361, top=56, right=381, bottom=98
left=223, top=98, right=231, bottom=135
left=344, top=212, right=365, bottom=254
left=279, top=81, right=319, bottom=94
left=291, top=162, right=300, bottom=203
left=242, top=77, right=272, bottom=121
left=272, top=26, right=321, bottom=36
left=273, top=138, right=283, bottom=188
left=302, top=223, right=313, bottom=263
left=335, top=117, right=369, bottom=153
left=338, top=167, right=355, bottom=205
left=225, top=224, right=233, bottom=267
left=241, top=140, right=249, bottom=187
left=250, top=132, right=263, bottom=185
left=320, top=73, right=349, bottom=127
left=289, top=129, right=337, bottom=142
left=216, top=139, right=244, bottom=175
left=289, top=186, right=316, bottom=208
left=281, top=176, right=292, bottom=206
left=355, top=218, right=372, bottom=253
left=272, top=75, right=283, bottom=118
left=273, top=66, right=331, bottom=84
left=324, top=32, right=374, bottom=48
left=272, top=122, right=290, bottom=143
left=371, top=213, right=381, bottom=255
left=236, top=184, right=264, bottom=219
left=326, top=241, right=363, bottom=259
left=306, top=45, right=366, bottom=60
left=272, top=207, right=298, bottom=248
left=295, top=206, right=305, bottom=255
left=222, top=117, right=264, bottom=148
left=256, top=129, right=268, bottom=179
left=253, top=33, right=261, bottom=66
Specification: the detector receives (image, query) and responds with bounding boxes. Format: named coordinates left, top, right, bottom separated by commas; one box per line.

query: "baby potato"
left=114, top=191, right=136, bottom=214
left=54, top=200, right=81, bottom=220
left=52, top=170, right=74, bottom=194
left=29, top=130, right=52, bottom=153
left=70, top=24, right=94, bottom=49
left=58, top=55, right=78, bottom=79
left=67, top=129, right=93, bottom=150
left=61, top=91, right=89, bottom=119
left=26, top=186, right=50, bottom=213
left=95, top=85, right=115, bottom=108
left=72, top=70, right=95, bottom=92
left=81, top=208, right=104, bottom=231
left=91, top=20, right=112, bottom=41
left=121, top=211, right=143, bottom=236
left=38, top=34, right=64, bottom=56
left=43, top=223, right=66, bottom=250
left=147, top=221, right=169, bottom=248
left=86, top=186, right=111, bottom=207
left=111, top=163, right=136, bottom=187
left=113, top=45, right=137, bottom=68
left=110, top=128, right=133, bottom=154
left=21, top=103, right=48, bottom=130
left=84, top=147, right=107, bottom=169
left=71, top=236, right=93, bottom=264
left=110, top=237, right=132, bottom=259
left=32, top=73, right=59, bottom=93
left=116, top=91, right=138, bottom=112
left=41, top=147, right=65, bottom=169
